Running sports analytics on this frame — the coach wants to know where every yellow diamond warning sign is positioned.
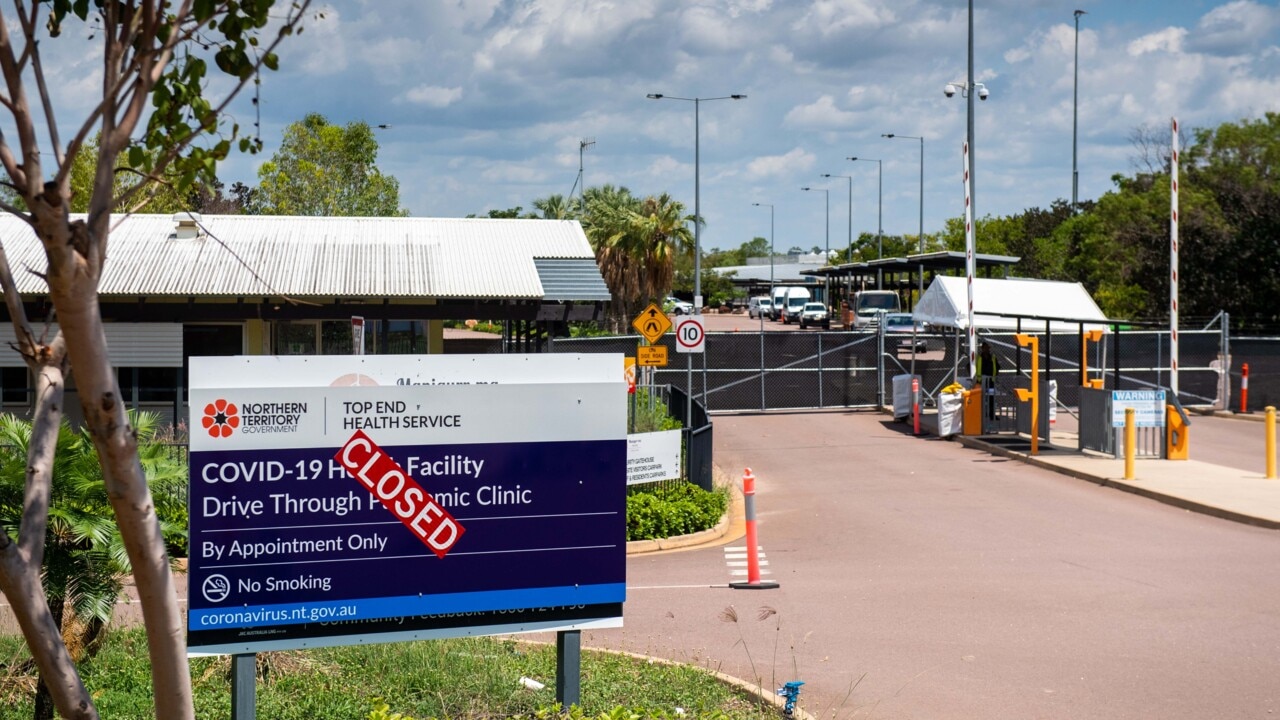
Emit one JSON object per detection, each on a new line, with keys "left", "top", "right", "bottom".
{"left": 632, "top": 303, "right": 672, "bottom": 344}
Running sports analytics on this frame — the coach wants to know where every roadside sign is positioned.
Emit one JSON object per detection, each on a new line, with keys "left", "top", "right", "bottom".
{"left": 632, "top": 303, "right": 672, "bottom": 344}
{"left": 351, "top": 316, "right": 364, "bottom": 355}
{"left": 1111, "top": 389, "right": 1166, "bottom": 427}
{"left": 624, "top": 357, "right": 636, "bottom": 393}
{"left": 637, "top": 345, "right": 668, "bottom": 367}
{"left": 675, "top": 316, "right": 705, "bottom": 353}
{"left": 187, "top": 355, "right": 627, "bottom": 656}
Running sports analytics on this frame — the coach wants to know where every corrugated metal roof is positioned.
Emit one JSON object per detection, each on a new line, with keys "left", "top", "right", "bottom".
{"left": 0, "top": 214, "right": 602, "bottom": 300}
{"left": 534, "top": 258, "right": 612, "bottom": 302}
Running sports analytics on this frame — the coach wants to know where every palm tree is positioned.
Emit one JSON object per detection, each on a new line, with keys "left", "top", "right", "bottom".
{"left": 631, "top": 193, "right": 695, "bottom": 306}
{"left": 531, "top": 193, "right": 574, "bottom": 220}
{"left": 0, "top": 412, "right": 187, "bottom": 719}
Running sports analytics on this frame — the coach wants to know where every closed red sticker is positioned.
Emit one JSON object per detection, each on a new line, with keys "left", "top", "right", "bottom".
{"left": 335, "top": 430, "right": 464, "bottom": 558}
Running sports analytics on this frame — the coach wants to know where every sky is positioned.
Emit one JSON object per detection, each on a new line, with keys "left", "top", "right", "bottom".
{"left": 29, "top": 1, "right": 1280, "bottom": 253}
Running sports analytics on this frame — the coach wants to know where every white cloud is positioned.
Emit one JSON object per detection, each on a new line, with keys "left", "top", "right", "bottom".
{"left": 791, "top": 0, "right": 897, "bottom": 39}
{"left": 745, "top": 148, "right": 815, "bottom": 179}
{"left": 1189, "top": 0, "right": 1280, "bottom": 55}
{"left": 783, "top": 95, "right": 859, "bottom": 129}
{"left": 401, "top": 85, "right": 463, "bottom": 108}
{"left": 1128, "top": 27, "right": 1188, "bottom": 56}
{"left": 479, "top": 164, "right": 547, "bottom": 184}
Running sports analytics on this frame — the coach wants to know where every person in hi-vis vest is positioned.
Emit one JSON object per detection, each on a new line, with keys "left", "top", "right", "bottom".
{"left": 976, "top": 342, "right": 999, "bottom": 420}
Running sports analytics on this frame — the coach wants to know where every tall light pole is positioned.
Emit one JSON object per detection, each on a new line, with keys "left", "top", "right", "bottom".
{"left": 752, "top": 202, "right": 774, "bottom": 406}
{"left": 751, "top": 202, "right": 775, "bottom": 297}
{"left": 820, "top": 173, "right": 853, "bottom": 263}
{"left": 1073, "top": 9, "right": 1086, "bottom": 210}
{"left": 848, "top": 157, "right": 883, "bottom": 288}
{"left": 801, "top": 186, "right": 830, "bottom": 307}
{"left": 944, "top": 0, "right": 990, "bottom": 377}
{"left": 800, "top": 186, "right": 830, "bottom": 258}
{"left": 646, "top": 93, "right": 747, "bottom": 314}
{"left": 883, "top": 133, "right": 925, "bottom": 299}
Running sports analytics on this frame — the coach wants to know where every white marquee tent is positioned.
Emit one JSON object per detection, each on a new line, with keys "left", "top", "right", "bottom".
{"left": 913, "top": 276, "right": 1110, "bottom": 332}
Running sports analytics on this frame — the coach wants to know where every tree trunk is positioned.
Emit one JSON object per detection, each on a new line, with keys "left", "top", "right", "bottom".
{"left": 32, "top": 594, "right": 65, "bottom": 720}
{"left": 0, "top": 556, "right": 95, "bottom": 720}
{"left": 29, "top": 207, "right": 192, "bottom": 719}
{"left": 0, "top": 341, "right": 98, "bottom": 719}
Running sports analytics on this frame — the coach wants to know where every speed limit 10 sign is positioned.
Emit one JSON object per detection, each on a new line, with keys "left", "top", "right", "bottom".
{"left": 675, "top": 316, "right": 705, "bottom": 353}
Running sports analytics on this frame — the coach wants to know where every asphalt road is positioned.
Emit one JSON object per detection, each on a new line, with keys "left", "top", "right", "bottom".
{"left": 587, "top": 411, "right": 1280, "bottom": 720}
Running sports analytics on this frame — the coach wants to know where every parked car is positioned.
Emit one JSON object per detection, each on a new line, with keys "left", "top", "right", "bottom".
{"left": 882, "top": 312, "right": 928, "bottom": 352}
{"left": 665, "top": 296, "right": 694, "bottom": 315}
{"left": 799, "top": 302, "right": 831, "bottom": 330}
{"left": 748, "top": 296, "right": 773, "bottom": 319}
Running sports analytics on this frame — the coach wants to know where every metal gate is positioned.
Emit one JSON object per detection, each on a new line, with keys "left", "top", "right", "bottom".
{"left": 550, "top": 325, "right": 1230, "bottom": 416}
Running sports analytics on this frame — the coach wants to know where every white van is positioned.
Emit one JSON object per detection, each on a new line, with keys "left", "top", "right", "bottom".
{"left": 780, "top": 287, "right": 812, "bottom": 324}
{"left": 770, "top": 286, "right": 789, "bottom": 320}
{"left": 850, "top": 290, "right": 900, "bottom": 328}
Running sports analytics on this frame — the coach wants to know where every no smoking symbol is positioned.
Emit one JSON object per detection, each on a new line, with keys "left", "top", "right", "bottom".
{"left": 675, "top": 317, "right": 704, "bottom": 353}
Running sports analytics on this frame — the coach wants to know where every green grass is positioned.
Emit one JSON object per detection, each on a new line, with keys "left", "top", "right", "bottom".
{"left": 0, "top": 630, "right": 781, "bottom": 719}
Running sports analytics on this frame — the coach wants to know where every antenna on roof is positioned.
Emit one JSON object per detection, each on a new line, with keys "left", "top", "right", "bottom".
{"left": 570, "top": 138, "right": 596, "bottom": 212}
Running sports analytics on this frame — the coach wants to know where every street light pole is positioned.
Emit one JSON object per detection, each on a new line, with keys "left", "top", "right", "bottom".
{"left": 820, "top": 174, "right": 853, "bottom": 263}
{"left": 1073, "top": 9, "right": 1086, "bottom": 210}
{"left": 882, "top": 134, "right": 925, "bottom": 299}
{"left": 943, "top": 0, "right": 989, "bottom": 378}
{"left": 646, "top": 93, "right": 747, "bottom": 314}
{"left": 847, "top": 157, "right": 883, "bottom": 288}
{"left": 800, "top": 186, "right": 830, "bottom": 259}
{"left": 752, "top": 202, "right": 775, "bottom": 297}
{"left": 801, "top": 186, "right": 830, "bottom": 305}
{"left": 752, "top": 202, "right": 773, "bottom": 409}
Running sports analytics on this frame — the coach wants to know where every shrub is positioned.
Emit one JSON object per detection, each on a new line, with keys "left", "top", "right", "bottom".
{"left": 626, "top": 483, "right": 727, "bottom": 541}
{"left": 630, "top": 389, "right": 682, "bottom": 434}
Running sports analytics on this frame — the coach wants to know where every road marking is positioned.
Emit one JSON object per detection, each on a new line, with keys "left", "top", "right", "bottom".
{"left": 627, "top": 584, "right": 723, "bottom": 590}
{"left": 724, "top": 545, "right": 773, "bottom": 578}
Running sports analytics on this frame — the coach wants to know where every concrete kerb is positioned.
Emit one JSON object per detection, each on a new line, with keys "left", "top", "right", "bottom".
{"left": 592, "top": 646, "right": 817, "bottom": 720}
{"left": 953, "top": 435, "right": 1280, "bottom": 531}
{"left": 1191, "top": 407, "right": 1269, "bottom": 423}
{"left": 514, "top": 640, "right": 816, "bottom": 720}
{"left": 625, "top": 467, "right": 746, "bottom": 555}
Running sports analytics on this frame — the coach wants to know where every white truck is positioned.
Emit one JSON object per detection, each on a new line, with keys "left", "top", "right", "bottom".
{"left": 849, "top": 290, "right": 901, "bottom": 329}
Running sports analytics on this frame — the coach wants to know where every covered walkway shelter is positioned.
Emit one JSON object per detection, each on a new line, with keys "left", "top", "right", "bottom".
{"left": 803, "top": 250, "right": 1021, "bottom": 310}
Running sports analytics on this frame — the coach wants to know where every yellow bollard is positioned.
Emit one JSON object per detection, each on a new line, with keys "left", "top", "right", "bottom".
{"left": 1124, "top": 407, "right": 1136, "bottom": 480}
{"left": 1267, "top": 406, "right": 1276, "bottom": 480}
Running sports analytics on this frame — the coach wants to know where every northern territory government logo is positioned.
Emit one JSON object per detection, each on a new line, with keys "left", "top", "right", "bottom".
{"left": 203, "top": 398, "right": 307, "bottom": 438}
{"left": 201, "top": 399, "right": 239, "bottom": 438}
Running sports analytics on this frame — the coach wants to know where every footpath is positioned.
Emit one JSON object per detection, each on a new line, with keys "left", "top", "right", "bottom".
{"left": 937, "top": 410, "right": 1280, "bottom": 530}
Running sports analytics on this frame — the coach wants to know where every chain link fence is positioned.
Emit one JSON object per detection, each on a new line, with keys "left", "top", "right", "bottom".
{"left": 552, "top": 324, "right": 1230, "bottom": 416}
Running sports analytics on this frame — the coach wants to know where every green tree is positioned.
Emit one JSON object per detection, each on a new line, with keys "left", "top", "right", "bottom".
{"left": 0, "top": 412, "right": 187, "bottom": 720}
{"left": 581, "top": 186, "right": 694, "bottom": 328}
{"left": 532, "top": 194, "right": 575, "bottom": 220}
{"left": 256, "top": 113, "right": 406, "bottom": 217}
{"left": 0, "top": 3, "right": 313, "bottom": 718}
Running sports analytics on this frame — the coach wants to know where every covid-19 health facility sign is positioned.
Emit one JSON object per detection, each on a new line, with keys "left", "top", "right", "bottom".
{"left": 187, "top": 355, "right": 626, "bottom": 655}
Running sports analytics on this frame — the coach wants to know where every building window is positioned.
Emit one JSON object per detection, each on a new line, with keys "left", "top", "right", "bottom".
{"left": 1, "top": 366, "right": 28, "bottom": 404}
{"left": 184, "top": 325, "right": 243, "bottom": 357}
{"left": 386, "top": 320, "right": 426, "bottom": 354}
{"left": 274, "top": 322, "right": 318, "bottom": 355}
{"left": 117, "top": 367, "right": 180, "bottom": 403}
